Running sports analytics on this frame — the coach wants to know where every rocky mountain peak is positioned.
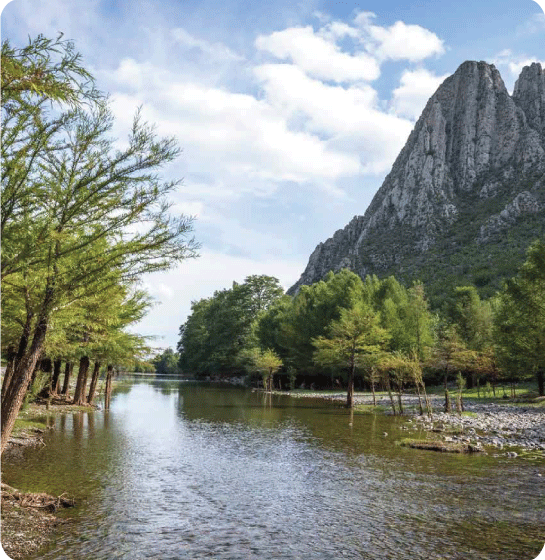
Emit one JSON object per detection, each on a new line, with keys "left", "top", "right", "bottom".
{"left": 289, "top": 61, "right": 545, "bottom": 298}
{"left": 513, "top": 62, "right": 545, "bottom": 137}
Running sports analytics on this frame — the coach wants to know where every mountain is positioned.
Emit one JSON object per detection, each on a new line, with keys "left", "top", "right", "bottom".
{"left": 289, "top": 61, "right": 545, "bottom": 301}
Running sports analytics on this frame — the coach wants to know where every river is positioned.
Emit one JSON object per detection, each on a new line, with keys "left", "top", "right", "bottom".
{"left": 3, "top": 378, "right": 544, "bottom": 559}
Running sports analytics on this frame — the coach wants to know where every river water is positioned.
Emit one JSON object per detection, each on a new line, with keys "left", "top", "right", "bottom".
{"left": 3, "top": 379, "right": 544, "bottom": 559}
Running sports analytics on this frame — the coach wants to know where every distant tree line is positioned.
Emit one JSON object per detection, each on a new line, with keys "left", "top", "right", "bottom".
{"left": 1, "top": 35, "right": 198, "bottom": 453}
{"left": 177, "top": 239, "right": 545, "bottom": 406}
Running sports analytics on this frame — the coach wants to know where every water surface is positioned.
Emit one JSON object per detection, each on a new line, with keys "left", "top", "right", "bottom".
{"left": 3, "top": 379, "right": 544, "bottom": 559}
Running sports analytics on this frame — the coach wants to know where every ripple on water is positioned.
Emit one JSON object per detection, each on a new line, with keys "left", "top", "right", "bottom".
{"left": 2, "top": 382, "right": 542, "bottom": 560}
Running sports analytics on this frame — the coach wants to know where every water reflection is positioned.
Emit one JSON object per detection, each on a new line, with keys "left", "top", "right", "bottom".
{"left": 1, "top": 379, "right": 543, "bottom": 560}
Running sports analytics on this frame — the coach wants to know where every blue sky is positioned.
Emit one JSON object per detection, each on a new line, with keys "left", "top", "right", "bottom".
{"left": 2, "top": 0, "right": 544, "bottom": 351}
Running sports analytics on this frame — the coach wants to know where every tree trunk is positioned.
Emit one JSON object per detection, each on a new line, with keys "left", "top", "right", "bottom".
{"left": 104, "top": 365, "right": 114, "bottom": 409}
{"left": 87, "top": 361, "right": 101, "bottom": 404}
{"left": 415, "top": 382, "right": 424, "bottom": 415}
{"left": 1, "top": 344, "right": 17, "bottom": 400}
{"left": 386, "top": 374, "right": 396, "bottom": 415}
{"left": 40, "top": 357, "right": 53, "bottom": 375}
{"left": 73, "top": 356, "right": 90, "bottom": 405}
{"left": 444, "top": 368, "right": 451, "bottom": 413}
{"left": 422, "top": 383, "right": 433, "bottom": 420}
{"left": 397, "top": 387, "right": 404, "bottom": 415}
{"left": 1, "top": 312, "right": 49, "bottom": 454}
{"left": 371, "top": 379, "right": 376, "bottom": 406}
{"left": 61, "top": 362, "right": 73, "bottom": 396}
{"left": 537, "top": 369, "right": 544, "bottom": 397}
{"left": 346, "top": 360, "right": 355, "bottom": 408}
{"left": 50, "top": 359, "right": 62, "bottom": 394}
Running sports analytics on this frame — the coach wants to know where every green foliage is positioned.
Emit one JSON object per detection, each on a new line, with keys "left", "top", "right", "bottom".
{"left": 278, "top": 269, "right": 368, "bottom": 373}
{"left": 445, "top": 286, "right": 493, "bottom": 350}
{"left": 177, "top": 276, "right": 284, "bottom": 376}
{"left": 1, "top": 34, "right": 99, "bottom": 107}
{"left": 176, "top": 240, "right": 544, "bottom": 395}
{"left": 494, "top": 239, "right": 545, "bottom": 392}
{"left": 245, "top": 348, "right": 283, "bottom": 391}
{"left": 312, "top": 303, "right": 389, "bottom": 372}
{"left": 0, "top": 34, "right": 200, "bottom": 451}
{"left": 153, "top": 348, "right": 180, "bottom": 375}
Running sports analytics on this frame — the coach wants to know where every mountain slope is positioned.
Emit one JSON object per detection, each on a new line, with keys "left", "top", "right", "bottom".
{"left": 289, "top": 61, "right": 545, "bottom": 300}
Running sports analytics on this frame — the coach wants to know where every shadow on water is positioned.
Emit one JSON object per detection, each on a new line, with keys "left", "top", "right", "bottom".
{"left": 2, "top": 378, "right": 544, "bottom": 560}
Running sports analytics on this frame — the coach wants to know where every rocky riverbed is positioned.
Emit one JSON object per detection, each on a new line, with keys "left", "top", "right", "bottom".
{"left": 411, "top": 402, "right": 545, "bottom": 454}
{"left": 285, "top": 391, "right": 545, "bottom": 454}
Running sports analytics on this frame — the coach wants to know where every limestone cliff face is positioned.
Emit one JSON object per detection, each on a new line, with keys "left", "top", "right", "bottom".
{"left": 289, "top": 61, "right": 545, "bottom": 296}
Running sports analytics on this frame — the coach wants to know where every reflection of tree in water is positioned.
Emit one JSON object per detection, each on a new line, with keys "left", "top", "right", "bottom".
{"left": 177, "top": 383, "right": 287, "bottom": 425}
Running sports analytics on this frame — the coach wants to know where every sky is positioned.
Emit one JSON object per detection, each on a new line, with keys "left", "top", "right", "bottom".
{"left": 2, "top": 0, "right": 544, "bottom": 352}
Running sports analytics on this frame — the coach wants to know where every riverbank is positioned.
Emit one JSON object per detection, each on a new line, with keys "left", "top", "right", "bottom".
{"left": 1, "top": 381, "right": 120, "bottom": 558}
{"left": 282, "top": 389, "right": 545, "bottom": 454}
{"left": 1, "top": 483, "right": 75, "bottom": 560}
{"left": 4, "top": 398, "right": 96, "bottom": 453}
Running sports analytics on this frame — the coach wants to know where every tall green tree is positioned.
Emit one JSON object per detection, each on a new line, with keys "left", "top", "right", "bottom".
{"left": 312, "top": 303, "right": 389, "bottom": 408}
{"left": 280, "top": 269, "right": 367, "bottom": 375}
{"left": 494, "top": 239, "right": 545, "bottom": 395}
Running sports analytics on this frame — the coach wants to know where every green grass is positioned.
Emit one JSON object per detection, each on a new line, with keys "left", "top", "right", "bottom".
{"left": 425, "top": 382, "right": 537, "bottom": 402}
{"left": 11, "top": 416, "right": 49, "bottom": 438}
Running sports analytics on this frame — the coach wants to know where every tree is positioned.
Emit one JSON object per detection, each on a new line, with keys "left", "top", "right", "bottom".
{"left": 243, "top": 348, "right": 283, "bottom": 392}
{"left": 280, "top": 269, "right": 367, "bottom": 376}
{"left": 494, "top": 239, "right": 545, "bottom": 395}
{"left": 1, "top": 36, "right": 199, "bottom": 453}
{"left": 446, "top": 286, "right": 493, "bottom": 351}
{"left": 428, "top": 324, "right": 474, "bottom": 412}
{"left": 313, "top": 303, "right": 389, "bottom": 408}
{"left": 177, "top": 276, "right": 284, "bottom": 377}
{"left": 153, "top": 348, "right": 180, "bottom": 375}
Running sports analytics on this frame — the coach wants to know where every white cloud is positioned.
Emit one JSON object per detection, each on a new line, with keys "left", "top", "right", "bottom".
{"left": 142, "top": 281, "right": 175, "bottom": 301}
{"left": 255, "top": 26, "right": 380, "bottom": 83}
{"left": 358, "top": 17, "right": 445, "bottom": 62}
{"left": 107, "top": 63, "right": 362, "bottom": 188}
{"left": 170, "top": 201, "right": 205, "bottom": 218}
{"left": 493, "top": 49, "right": 545, "bottom": 89}
{"left": 171, "top": 28, "right": 243, "bottom": 61}
{"left": 391, "top": 68, "right": 449, "bottom": 120}
{"left": 254, "top": 63, "right": 413, "bottom": 173}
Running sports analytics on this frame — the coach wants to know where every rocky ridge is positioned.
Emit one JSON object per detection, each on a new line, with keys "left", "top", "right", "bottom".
{"left": 289, "top": 61, "right": 545, "bottom": 297}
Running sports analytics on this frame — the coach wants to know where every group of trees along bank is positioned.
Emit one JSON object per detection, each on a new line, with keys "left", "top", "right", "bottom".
{"left": 0, "top": 35, "right": 199, "bottom": 453}
{"left": 178, "top": 239, "right": 545, "bottom": 408}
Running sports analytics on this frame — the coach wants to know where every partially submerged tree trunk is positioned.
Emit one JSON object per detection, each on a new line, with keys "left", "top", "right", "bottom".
{"left": 87, "top": 361, "right": 101, "bottom": 405}
{"left": 396, "top": 385, "right": 404, "bottom": 415}
{"left": 104, "top": 365, "right": 114, "bottom": 409}
{"left": 73, "top": 356, "right": 90, "bottom": 405}
{"left": 61, "top": 362, "right": 73, "bottom": 396}
{"left": 422, "top": 384, "right": 433, "bottom": 420}
{"left": 385, "top": 373, "right": 396, "bottom": 415}
{"left": 415, "top": 382, "right": 424, "bottom": 415}
{"left": 346, "top": 359, "right": 355, "bottom": 408}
